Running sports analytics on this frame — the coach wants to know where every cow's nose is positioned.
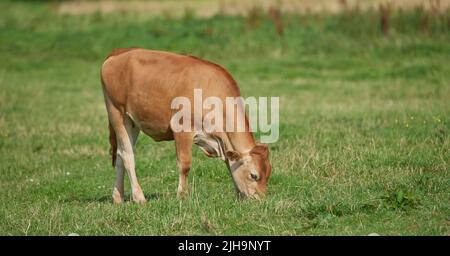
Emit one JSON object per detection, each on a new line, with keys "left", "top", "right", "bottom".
{"left": 237, "top": 191, "right": 248, "bottom": 200}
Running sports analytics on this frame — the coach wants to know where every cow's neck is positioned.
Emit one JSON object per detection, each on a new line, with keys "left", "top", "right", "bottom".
{"left": 222, "top": 131, "right": 256, "bottom": 155}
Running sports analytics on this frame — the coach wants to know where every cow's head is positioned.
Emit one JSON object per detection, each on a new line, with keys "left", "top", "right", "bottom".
{"left": 194, "top": 133, "right": 272, "bottom": 199}
{"left": 225, "top": 143, "right": 271, "bottom": 199}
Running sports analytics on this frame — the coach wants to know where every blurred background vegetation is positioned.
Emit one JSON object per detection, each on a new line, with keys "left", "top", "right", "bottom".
{"left": 2, "top": 0, "right": 449, "bottom": 64}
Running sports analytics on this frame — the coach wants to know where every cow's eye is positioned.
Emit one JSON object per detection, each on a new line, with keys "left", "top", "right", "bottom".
{"left": 250, "top": 172, "right": 259, "bottom": 181}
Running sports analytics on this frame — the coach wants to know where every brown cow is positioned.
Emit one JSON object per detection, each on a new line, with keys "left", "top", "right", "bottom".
{"left": 101, "top": 48, "right": 271, "bottom": 203}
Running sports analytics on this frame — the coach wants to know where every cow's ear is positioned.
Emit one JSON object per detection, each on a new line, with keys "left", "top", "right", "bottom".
{"left": 193, "top": 133, "right": 225, "bottom": 160}
{"left": 251, "top": 143, "right": 269, "bottom": 158}
{"left": 226, "top": 151, "right": 242, "bottom": 161}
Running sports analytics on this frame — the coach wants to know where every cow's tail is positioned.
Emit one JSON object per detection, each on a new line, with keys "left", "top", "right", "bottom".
{"left": 108, "top": 121, "right": 117, "bottom": 167}
{"left": 101, "top": 63, "right": 117, "bottom": 168}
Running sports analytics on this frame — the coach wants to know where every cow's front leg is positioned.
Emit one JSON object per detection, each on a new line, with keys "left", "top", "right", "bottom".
{"left": 177, "top": 161, "right": 191, "bottom": 198}
{"left": 174, "top": 132, "right": 193, "bottom": 198}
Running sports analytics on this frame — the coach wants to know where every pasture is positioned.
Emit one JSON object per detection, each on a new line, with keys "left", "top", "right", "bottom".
{"left": 0, "top": 0, "right": 449, "bottom": 235}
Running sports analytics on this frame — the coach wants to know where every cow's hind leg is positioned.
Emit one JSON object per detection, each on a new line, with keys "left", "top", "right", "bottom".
{"left": 112, "top": 148, "right": 126, "bottom": 204}
{"left": 108, "top": 108, "right": 145, "bottom": 203}
{"left": 119, "top": 117, "right": 145, "bottom": 203}
{"left": 174, "top": 132, "right": 193, "bottom": 198}
{"left": 108, "top": 122, "right": 125, "bottom": 204}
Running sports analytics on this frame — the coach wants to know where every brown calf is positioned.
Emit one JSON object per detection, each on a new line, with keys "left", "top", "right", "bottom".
{"left": 101, "top": 48, "right": 271, "bottom": 203}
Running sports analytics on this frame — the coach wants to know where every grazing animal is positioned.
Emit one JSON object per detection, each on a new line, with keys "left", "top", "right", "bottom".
{"left": 101, "top": 48, "right": 271, "bottom": 203}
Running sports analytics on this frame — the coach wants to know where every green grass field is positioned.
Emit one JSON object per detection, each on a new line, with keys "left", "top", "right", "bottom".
{"left": 0, "top": 1, "right": 449, "bottom": 235}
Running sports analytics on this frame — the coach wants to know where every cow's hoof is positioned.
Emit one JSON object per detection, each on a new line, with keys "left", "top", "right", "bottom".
{"left": 112, "top": 188, "right": 124, "bottom": 204}
{"left": 134, "top": 198, "right": 147, "bottom": 204}
{"left": 132, "top": 194, "right": 147, "bottom": 204}
{"left": 177, "top": 190, "right": 189, "bottom": 199}
{"left": 112, "top": 197, "right": 124, "bottom": 204}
